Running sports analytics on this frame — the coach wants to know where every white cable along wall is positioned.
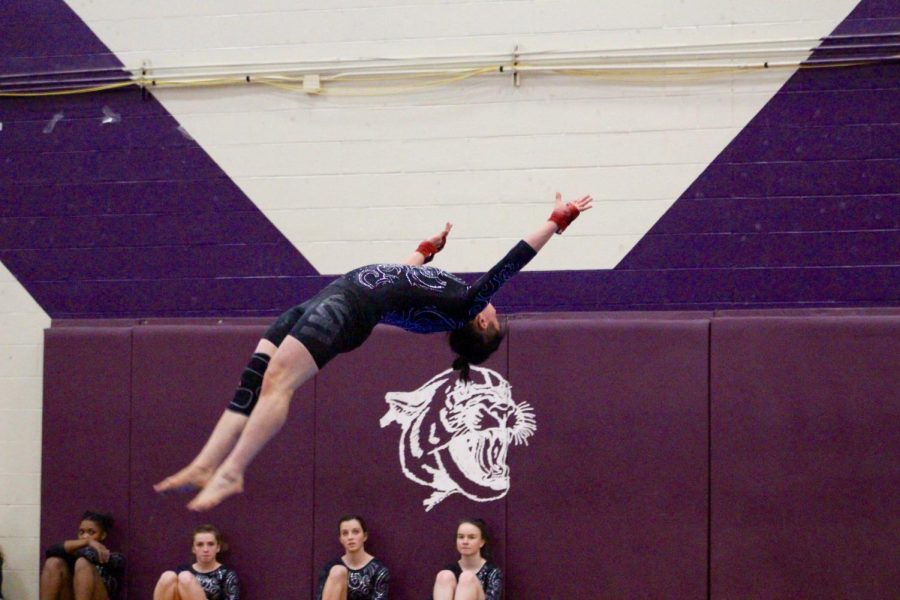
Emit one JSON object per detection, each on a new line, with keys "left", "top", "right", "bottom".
{"left": 4, "top": 35, "right": 896, "bottom": 96}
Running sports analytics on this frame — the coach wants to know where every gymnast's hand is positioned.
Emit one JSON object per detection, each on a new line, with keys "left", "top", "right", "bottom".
{"left": 88, "top": 540, "right": 110, "bottom": 564}
{"left": 426, "top": 221, "right": 453, "bottom": 252}
{"left": 549, "top": 192, "right": 593, "bottom": 233}
{"left": 409, "top": 222, "right": 453, "bottom": 265}
{"left": 523, "top": 192, "right": 593, "bottom": 252}
{"left": 561, "top": 192, "right": 593, "bottom": 214}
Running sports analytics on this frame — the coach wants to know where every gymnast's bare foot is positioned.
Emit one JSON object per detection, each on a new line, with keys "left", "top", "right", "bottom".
{"left": 153, "top": 463, "right": 214, "bottom": 494}
{"left": 187, "top": 468, "right": 244, "bottom": 512}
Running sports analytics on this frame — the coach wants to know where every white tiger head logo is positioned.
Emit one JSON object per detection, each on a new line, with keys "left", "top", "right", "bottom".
{"left": 380, "top": 367, "right": 536, "bottom": 511}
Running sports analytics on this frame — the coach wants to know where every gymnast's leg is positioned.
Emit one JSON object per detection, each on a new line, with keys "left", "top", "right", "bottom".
{"left": 188, "top": 334, "right": 319, "bottom": 511}
{"left": 321, "top": 564, "right": 350, "bottom": 600}
{"left": 153, "top": 338, "right": 277, "bottom": 493}
{"left": 73, "top": 556, "right": 109, "bottom": 600}
{"left": 40, "top": 557, "right": 73, "bottom": 600}
{"left": 454, "top": 571, "right": 486, "bottom": 600}
{"left": 432, "top": 570, "right": 457, "bottom": 600}
{"left": 152, "top": 571, "right": 207, "bottom": 600}
{"left": 152, "top": 571, "right": 179, "bottom": 600}
{"left": 155, "top": 304, "right": 307, "bottom": 494}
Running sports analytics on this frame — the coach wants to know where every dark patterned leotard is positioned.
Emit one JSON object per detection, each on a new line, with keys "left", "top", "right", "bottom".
{"left": 175, "top": 564, "right": 240, "bottom": 600}
{"left": 264, "top": 240, "right": 536, "bottom": 368}
{"left": 315, "top": 557, "right": 389, "bottom": 600}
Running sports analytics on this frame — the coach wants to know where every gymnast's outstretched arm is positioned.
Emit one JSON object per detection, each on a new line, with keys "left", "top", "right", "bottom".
{"left": 460, "top": 192, "right": 593, "bottom": 317}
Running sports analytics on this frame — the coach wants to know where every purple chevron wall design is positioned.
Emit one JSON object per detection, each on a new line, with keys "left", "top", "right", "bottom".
{"left": 1, "top": 0, "right": 897, "bottom": 318}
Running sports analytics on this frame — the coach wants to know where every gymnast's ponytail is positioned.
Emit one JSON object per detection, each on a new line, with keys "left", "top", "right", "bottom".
{"left": 452, "top": 355, "right": 472, "bottom": 381}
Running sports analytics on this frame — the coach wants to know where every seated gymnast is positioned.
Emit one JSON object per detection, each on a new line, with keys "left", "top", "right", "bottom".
{"left": 152, "top": 524, "right": 239, "bottom": 600}
{"left": 432, "top": 519, "right": 502, "bottom": 600}
{"left": 316, "top": 515, "right": 389, "bottom": 600}
{"left": 40, "top": 511, "right": 125, "bottom": 600}
{"left": 154, "top": 192, "right": 593, "bottom": 511}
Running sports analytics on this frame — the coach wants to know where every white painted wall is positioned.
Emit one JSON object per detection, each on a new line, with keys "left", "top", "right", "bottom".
{"left": 63, "top": 0, "right": 858, "bottom": 274}
{"left": 0, "top": 261, "right": 49, "bottom": 600}
{"left": 1, "top": 2, "right": 859, "bottom": 597}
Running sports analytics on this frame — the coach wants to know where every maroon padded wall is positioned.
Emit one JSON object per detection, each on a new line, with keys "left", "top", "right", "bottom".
{"left": 128, "top": 325, "right": 315, "bottom": 600}
{"left": 507, "top": 318, "right": 709, "bottom": 598}
{"left": 41, "top": 328, "right": 133, "bottom": 594}
{"left": 710, "top": 315, "right": 900, "bottom": 599}
{"left": 42, "top": 312, "right": 899, "bottom": 598}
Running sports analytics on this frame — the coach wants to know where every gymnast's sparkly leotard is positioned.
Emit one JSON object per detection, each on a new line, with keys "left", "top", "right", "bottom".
{"left": 263, "top": 240, "right": 536, "bottom": 368}
{"left": 174, "top": 564, "right": 240, "bottom": 600}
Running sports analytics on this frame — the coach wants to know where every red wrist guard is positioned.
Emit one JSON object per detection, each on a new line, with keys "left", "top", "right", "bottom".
{"left": 416, "top": 241, "right": 439, "bottom": 263}
{"left": 548, "top": 202, "right": 580, "bottom": 234}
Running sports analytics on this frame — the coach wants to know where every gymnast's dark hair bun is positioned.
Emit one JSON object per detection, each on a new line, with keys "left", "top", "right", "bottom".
{"left": 338, "top": 514, "right": 369, "bottom": 534}
{"left": 81, "top": 511, "right": 114, "bottom": 532}
{"left": 448, "top": 321, "right": 505, "bottom": 381}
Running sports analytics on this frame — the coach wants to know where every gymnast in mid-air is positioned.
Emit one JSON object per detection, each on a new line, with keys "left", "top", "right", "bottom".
{"left": 154, "top": 192, "right": 592, "bottom": 511}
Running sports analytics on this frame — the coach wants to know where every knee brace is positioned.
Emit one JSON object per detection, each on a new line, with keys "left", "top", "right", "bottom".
{"left": 227, "top": 353, "right": 270, "bottom": 415}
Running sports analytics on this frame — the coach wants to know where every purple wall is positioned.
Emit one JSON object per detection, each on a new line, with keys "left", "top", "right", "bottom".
{"left": 2, "top": 0, "right": 898, "bottom": 318}
{"left": 42, "top": 310, "right": 900, "bottom": 598}
{"left": 128, "top": 326, "right": 315, "bottom": 598}
{"left": 1, "top": 1, "right": 318, "bottom": 320}
{"left": 507, "top": 319, "right": 709, "bottom": 598}
{"left": 616, "top": 1, "right": 900, "bottom": 311}
{"left": 42, "top": 327, "right": 133, "bottom": 581}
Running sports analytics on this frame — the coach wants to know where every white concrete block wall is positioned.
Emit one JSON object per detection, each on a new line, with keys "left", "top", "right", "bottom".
{"left": 0, "top": 262, "right": 49, "bottom": 600}
{"left": 63, "top": 0, "right": 859, "bottom": 275}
